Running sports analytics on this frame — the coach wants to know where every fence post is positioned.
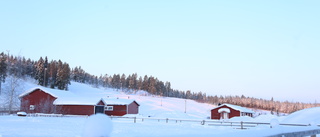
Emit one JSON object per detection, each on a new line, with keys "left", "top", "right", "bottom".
{"left": 166, "top": 118, "right": 168, "bottom": 123}
{"left": 201, "top": 120, "right": 205, "bottom": 125}
{"left": 241, "top": 121, "right": 243, "bottom": 129}
{"left": 134, "top": 117, "right": 136, "bottom": 123}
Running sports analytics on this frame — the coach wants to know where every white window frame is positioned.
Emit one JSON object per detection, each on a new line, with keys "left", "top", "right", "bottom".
{"left": 30, "top": 105, "right": 35, "bottom": 110}
{"left": 105, "top": 106, "right": 113, "bottom": 111}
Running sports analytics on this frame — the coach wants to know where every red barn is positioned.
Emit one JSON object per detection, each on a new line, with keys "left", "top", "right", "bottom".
{"left": 19, "top": 87, "right": 140, "bottom": 116}
{"left": 104, "top": 98, "right": 140, "bottom": 116}
{"left": 20, "top": 88, "right": 60, "bottom": 114}
{"left": 211, "top": 104, "right": 254, "bottom": 120}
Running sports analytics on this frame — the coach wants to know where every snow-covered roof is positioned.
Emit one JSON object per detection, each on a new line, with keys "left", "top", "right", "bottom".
{"left": 20, "top": 87, "right": 140, "bottom": 106}
{"left": 104, "top": 98, "right": 139, "bottom": 106}
{"left": 19, "top": 87, "right": 75, "bottom": 99}
{"left": 54, "top": 97, "right": 105, "bottom": 105}
{"left": 19, "top": 87, "right": 105, "bottom": 106}
{"left": 218, "top": 108, "right": 231, "bottom": 113}
{"left": 212, "top": 103, "right": 255, "bottom": 113}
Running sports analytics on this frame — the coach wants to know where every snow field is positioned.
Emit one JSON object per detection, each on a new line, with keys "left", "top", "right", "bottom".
{"left": 1, "top": 115, "right": 319, "bottom": 137}
{"left": 1, "top": 80, "right": 320, "bottom": 136}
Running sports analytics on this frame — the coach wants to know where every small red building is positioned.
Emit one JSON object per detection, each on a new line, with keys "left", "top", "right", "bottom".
{"left": 211, "top": 104, "right": 254, "bottom": 120}
{"left": 19, "top": 87, "right": 139, "bottom": 116}
{"left": 104, "top": 98, "right": 140, "bottom": 116}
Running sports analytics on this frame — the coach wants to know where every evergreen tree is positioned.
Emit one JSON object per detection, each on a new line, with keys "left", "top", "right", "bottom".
{"left": 0, "top": 52, "right": 7, "bottom": 95}
{"left": 35, "top": 57, "right": 45, "bottom": 86}
{"left": 142, "top": 75, "right": 149, "bottom": 91}
{"left": 48, "top": 60, "right": 58, "bottom": 88}
{"left": 55, "top": 60, "right": 71, "bottom": 90}
{"left": 137, "top": 76, "right": 143, "bottom": 90}
{"left": 164, "top": 82, "right": 171, "bottom": 97}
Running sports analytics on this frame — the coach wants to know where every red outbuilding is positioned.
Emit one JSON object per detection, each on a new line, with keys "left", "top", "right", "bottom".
{"left": 211, "top": 104, "right": 254, "bottom": 120}
{"left": 19, "top": 87, "right": 139, "bottom": 116}
{"left": 104, "top": 98, "right": 140, "bottom": 116}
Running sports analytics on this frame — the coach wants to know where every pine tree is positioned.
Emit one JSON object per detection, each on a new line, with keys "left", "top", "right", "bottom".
{"left": 55, "top": 61, "right": 70, "bottom": 90}
{"left": 0, "top": 52, "right": 7, "bottom": 95}
{"left": 164, "top": 82, "right": 171, "bottom": 97}
{"left": 48, "top": 60, "right": 58, "bottom": 88}
{"left": 35, "top": 57, "right": 45, "bottom": 86}
{"left": 137, "top": 76, "right": 143, "bottom": 90}
{"left": 142, "top": 75, "right": 149, "bottom": 91}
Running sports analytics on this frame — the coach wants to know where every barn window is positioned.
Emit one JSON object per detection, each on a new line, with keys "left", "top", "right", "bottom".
{"left": 29, "top": 105, "right": 35, "bottom": 110}
{"left": 105, "top": 106, "right": 113, "bottom": 111}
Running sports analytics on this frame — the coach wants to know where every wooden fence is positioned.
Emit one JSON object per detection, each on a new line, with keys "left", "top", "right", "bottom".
{"left": 109, "top": 116, "right": 318, "bottom": 130}
{"left": 3, "top": 113, "right": 319, "bottom": 131}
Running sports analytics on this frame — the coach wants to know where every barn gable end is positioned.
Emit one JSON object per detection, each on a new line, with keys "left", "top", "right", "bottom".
{"left": 20, "top": 88, "right": 57, "bottom": 114}
{"left": 128, "top": 101, "right": 139, "bottom": 114}
{"left": 211, "top": 104, "right": 254, "bottom": 120}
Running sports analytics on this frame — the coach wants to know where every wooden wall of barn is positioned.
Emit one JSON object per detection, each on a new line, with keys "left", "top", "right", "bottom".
{"left": 55, "top": 105, "right": 95, "bottom": 115}
{"left": 20, "top": 89, "right": 56, "bottom": 114}
{"left": 128, "top": 102, "right": 139, "bottom": 114}
{"left": 211, "top": 105, "right": 241, "bottom": 120}
{"left": 105, "top": 105, "right": 127, "bottom": 116}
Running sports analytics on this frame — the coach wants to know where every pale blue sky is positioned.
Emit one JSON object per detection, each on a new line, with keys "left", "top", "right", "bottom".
{"left": 1, "top": 0, "right": 319, "bottom": 102}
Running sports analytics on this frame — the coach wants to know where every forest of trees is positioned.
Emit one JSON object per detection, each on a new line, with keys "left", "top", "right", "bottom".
{"left": 0, "top": 52, "right": 319, "bottom": 114}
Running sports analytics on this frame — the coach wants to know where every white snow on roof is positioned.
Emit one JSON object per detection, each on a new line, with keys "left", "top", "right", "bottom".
{"left": 54, "top": 97, "right": 104, "bottom": 105}
{"left": 213, "top": 103, "right": 255, "bottom": 113}
{"left": 19, "top": 87, "right": 76, "bottom": 99}
{"left": 104, "top": 98, "right": 137, "bottom": 105}
{"left": 218, "top": 108, "right": 230, "bottom": 113}
{"left": 19, "top": 87, "right": 105, "bottom": 105}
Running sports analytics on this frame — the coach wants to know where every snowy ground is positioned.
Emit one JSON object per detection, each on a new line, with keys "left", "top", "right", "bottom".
{"left": 0, "top": 114, "right": 319, "bottom": 137}
{"left": 1, "top": 80, "right": 320, "bottom": 137}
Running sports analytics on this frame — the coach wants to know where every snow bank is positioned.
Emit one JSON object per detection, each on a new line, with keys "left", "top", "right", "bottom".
{"left": 229, "top": 116, "right": 253, "bottom": 122}
{"left": 82, "top": 114, "right": 113, "bottom": 137}
{"left": 253, "top": 114, "right": 282, "bottom": 123}
{"left": 282, "top": 107, "right": 320, "bottom": 125}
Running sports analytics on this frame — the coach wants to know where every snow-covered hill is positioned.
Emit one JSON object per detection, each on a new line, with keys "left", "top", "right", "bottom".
{"left": 1, "top": 79, "right": 320, "bottom": 137}
{"left": 1, "top": 78, "right": 215, "bottom": 119}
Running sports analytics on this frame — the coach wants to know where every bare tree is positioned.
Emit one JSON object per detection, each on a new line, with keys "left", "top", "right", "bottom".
{"left": 3, "top": 75, "right": 23, "bottom": 114}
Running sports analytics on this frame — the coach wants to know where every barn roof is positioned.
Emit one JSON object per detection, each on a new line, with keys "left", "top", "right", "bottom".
{"left": 19, "top": 87, "right": 105, "bottom": 106}
{"left": 53, "top": 97, "right": 106, "bottom": 105}
{"left": 20, "top": 87, "right": 141, "bottom": 106}
{"left": 104, "top": 98, "right": 140, "bottom": 106}
{"left": 19, "top": 87, "right": 75, "bottom": 99}
{"left": 212, "top": 103, "right": 254, "bottom": 113}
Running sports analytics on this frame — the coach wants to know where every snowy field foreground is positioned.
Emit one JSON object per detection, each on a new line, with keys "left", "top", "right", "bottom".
{"left": 0, "top": 114, "right": 320, "bottom": 137}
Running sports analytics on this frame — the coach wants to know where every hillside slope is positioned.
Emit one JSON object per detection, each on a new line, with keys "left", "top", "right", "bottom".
{"left": 1, "top": 78, "right": 215, "bottom": 119}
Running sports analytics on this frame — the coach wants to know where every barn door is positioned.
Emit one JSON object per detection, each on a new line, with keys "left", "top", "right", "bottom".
{"left": 95, "top": 106, "right": 104, "bottom": 114}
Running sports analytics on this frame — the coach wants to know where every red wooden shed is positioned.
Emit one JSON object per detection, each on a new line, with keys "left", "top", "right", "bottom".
{"left": 211, "top": 104, "right": 254, "bottom": 120}
{"left": 104, "top": 98, "right": 140, "bottom": 116}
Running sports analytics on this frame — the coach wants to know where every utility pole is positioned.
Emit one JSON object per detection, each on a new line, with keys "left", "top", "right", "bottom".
{"left": 44, "top": 67, "right": 47, "bottom": 87}
{"left": 184, "top": 100, "right": 187, "bottom": 113}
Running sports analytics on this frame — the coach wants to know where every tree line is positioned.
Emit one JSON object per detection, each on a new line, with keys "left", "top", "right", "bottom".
{"left": 0, "top": 52, "right": 319, "bottom": 114}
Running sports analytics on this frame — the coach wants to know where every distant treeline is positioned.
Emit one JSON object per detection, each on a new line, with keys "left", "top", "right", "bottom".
{"left": 0, "top": 52, "right": 319, "bottom": 113}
